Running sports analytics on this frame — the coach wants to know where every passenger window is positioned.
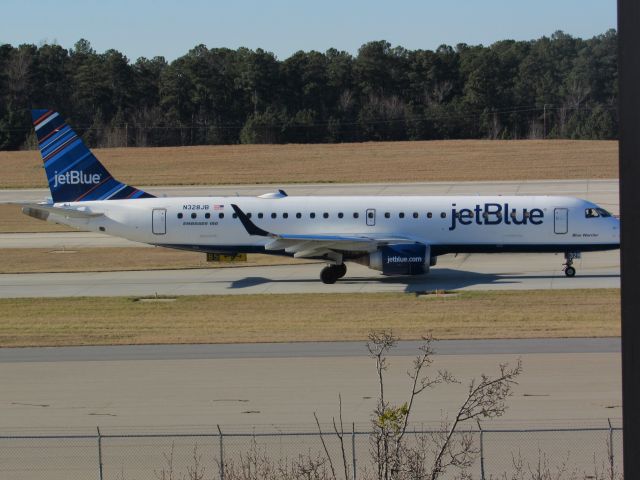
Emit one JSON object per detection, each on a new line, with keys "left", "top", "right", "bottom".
{"left": 384, "top": 212, "right": 390, "bottom": 218}
{"left": 399, "top": 212, "right": 405, "bottom": 219}
{"left": 191, "top": 213, "right": 197, "bottom": 219}
{"left": 413, "top": 212, "right": 419, "bottom": 219}
{"left": 177, "top": 213, "right": 183, "bottom": 219}
{"left": 218, "top": 213, "right": 224, "bottom": 219}
{"left": 283, "top": 212, "right": 288, "bottom": 219}
{"left": 258, "top": 213, "right": 264, "bottom": 219}
{"left": 323, "top": 212, "right": 329, "bottom": 219}
{"left": 367, "top": 211, "right": 374, "bottom": 219}
{"left": 205, "top": 213, "right": 210, "bottom": 219}
{"left": 247, "top": 213, "right": 252, "bottom": 219}
{"left": 271, "top": 213, "right": 277, "bottom": 219}
{"left": 232, "top": 213, "right": 238, "bottom": 219}
{"left": 441, "top": 212, "right": 447, "bottom": 219}
{"left": 296, "top": 213, "right": 302, "bottom": 219}
{"left": 310, "top": 212, "right": 316, "bottom": 219}
{"left": 427, "top": 212, "right": 432, "bottom": 219}
{"left": 353, "top": 212, "right": 359, "bottom": 219}
{"left": 338, "top": 212, "right": 344, "bottom": 218}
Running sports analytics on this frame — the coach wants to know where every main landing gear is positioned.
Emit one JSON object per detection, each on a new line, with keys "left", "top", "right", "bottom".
{"left": 320, "top": 263, "right": 347, "bottom": 284}
{"left": 562, "top": 252, "right": 581, "bottom": 277}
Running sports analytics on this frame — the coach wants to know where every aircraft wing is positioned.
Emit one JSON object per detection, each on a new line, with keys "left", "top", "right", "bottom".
{"left": 231, "top": 204, "right": 417, "bottom": 259}
{"left": 20, "top": 203, "right": 104, "bottom": 221}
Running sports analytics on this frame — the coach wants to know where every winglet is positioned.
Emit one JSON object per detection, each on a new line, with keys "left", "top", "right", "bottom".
{"left": 231, "top": 204, "right": 271, "bottom": 237}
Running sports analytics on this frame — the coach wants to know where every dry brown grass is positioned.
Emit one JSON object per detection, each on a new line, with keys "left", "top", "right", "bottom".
{"left": 0, "top": 248, "right": 307, "bottom": 274}
{"left": 0, "top": 140, "right": 618, "bottom": 189}
{"left": 0, "top": 290, "right": 619, "bottom": 347}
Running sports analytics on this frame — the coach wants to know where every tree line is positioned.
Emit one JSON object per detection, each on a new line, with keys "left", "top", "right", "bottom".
{"left": 0, "top": 30, "right": 617, "bottom": 150}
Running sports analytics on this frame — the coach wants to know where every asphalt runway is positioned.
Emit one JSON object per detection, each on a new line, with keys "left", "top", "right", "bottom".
{"left": 0, "top": 340, "right": 622, "bottom": 479}
{"left": 0, "top": 337, "right": 620, "bottom": 363}
{"left": 0, "top": 339, "right": 621, "bottom": 430}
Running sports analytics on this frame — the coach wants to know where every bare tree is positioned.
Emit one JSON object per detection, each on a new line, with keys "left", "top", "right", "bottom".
{"left": 429, "top": 360, "right": 522, "bottom": 479}
{"left": 367, "top": 331, "right": 456, "bottom": 480}
{"left": 365, "top": 331, "right": 521, "bottom": 480}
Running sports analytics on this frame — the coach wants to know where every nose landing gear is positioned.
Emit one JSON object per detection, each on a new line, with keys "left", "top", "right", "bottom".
{"left": 562, "top": 252, "right": 581, "bottom": 277}
{"left": 320, "top": 263, "right": 347, "bottom": 284}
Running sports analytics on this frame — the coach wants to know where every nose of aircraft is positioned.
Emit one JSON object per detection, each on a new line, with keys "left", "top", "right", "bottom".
{"left": 612, "top": 216, "right": 620, "bottom": 244}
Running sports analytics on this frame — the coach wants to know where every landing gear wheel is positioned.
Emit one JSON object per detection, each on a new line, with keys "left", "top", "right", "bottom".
{"left": 335, "top": 263, "right": 347, "bottom": 279}
{"left": 320, "top": 266, "right": 339, "bottom": 284}
{"left": 562, "top": 251, "right": 580, "bottom": 278}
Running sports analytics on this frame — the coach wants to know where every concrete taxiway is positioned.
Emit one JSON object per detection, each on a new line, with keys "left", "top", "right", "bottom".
{"left": 0, "top": 250, "right": 619, "bottom": 298}
{"left": 0, "top": 339, "right": 621, "bottom": 430}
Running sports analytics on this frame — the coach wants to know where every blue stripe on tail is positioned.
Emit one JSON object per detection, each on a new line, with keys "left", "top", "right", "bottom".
{"left": 31, "top": 110, "right": 155, "bottom": 203}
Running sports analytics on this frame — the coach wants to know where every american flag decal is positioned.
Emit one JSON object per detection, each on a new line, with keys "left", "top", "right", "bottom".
{"left": 213, "top": 204, "right": 224, "bottom": 210}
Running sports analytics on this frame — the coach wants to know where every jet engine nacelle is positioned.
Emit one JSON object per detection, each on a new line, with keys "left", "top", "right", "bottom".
{"left": 368, "top": 244, "right": 432, "bottom": 275}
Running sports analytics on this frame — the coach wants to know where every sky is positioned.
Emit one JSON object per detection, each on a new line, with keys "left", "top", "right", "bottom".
{"left": 1, "top": 0, "right": 616, "bottom": 61}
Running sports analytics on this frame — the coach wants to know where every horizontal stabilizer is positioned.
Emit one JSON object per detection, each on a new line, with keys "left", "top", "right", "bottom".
{"left": 20, "top": 203, "right": 104, "bottom": 221}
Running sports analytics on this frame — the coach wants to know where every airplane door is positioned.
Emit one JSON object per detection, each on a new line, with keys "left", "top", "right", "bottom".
{"left": 152, "top": 209, "right": 166, "bottom": 235}
{"left": 554, "top": 208, "right": 568, "bottom": 234}
{"left": 366, "top": 209, "right": 376, "bottom": 226}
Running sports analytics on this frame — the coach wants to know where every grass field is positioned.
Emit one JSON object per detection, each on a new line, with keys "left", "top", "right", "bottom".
{"left": 0, "top": 290, "right": 619, "bottom": 347}
{"left": 0, "top": 248, "right": 309, "bottom": 273}
{"left": 0, "top": 140, "right": 618, "bottom": 189}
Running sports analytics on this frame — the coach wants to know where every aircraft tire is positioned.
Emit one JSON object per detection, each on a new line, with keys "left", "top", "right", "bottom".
{"left": 564, "top": 266, "right": 576, "bottom": 277}
{"left": 320, "top": 266, "right": 339, "bottom": 284}
{"left": 335, "top": 263, "right": 347, "bottom": 279}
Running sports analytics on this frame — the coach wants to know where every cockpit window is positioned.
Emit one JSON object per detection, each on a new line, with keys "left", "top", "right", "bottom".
{"left": 585, "top": 208, "right": 613, "bottom": 218}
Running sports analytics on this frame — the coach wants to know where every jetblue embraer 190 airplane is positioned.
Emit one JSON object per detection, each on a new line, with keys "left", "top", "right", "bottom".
{"left": 23, "top": 110, "right": 620, "bottom": 284}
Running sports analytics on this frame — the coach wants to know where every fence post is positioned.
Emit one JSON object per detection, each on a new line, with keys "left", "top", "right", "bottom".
{"left": 97, "top": 427, "right": 104, "bottom": 480}
{"left": 352, "top": 422, "right": 357, "bottom": 480}
{"left": 608, "top": 418, "right": 615, "bottom": 468}
{"left": 217, "top": 425, "right": 225, "bottom": 480}
{"left": 477, "top": 419, "right": 485, "bottom": 480}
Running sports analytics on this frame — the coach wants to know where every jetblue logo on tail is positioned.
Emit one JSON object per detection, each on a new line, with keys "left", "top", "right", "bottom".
{"left": 53, "top": 171, "right": 101, "bottom": 189}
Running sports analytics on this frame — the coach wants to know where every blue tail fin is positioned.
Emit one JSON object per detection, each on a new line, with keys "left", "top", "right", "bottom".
{"left": 31, "top": 110, "right": 154, "bottom": 203}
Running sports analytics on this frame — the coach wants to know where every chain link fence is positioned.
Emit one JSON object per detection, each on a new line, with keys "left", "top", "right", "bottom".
{"left": 0, "top": 421, "right": 623, "bottom": 480}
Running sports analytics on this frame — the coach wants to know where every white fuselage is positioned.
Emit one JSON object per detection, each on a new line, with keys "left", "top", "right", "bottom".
{"left": 48, "top": 195, "right": 619, "bottom": 257}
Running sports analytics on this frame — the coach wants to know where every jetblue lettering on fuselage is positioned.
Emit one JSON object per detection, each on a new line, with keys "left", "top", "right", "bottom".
{"left": 53, "top": 171, "right": 101, "bottom": 189}
{"left": 449, "top": 203, "right": 544, "bottom": 231}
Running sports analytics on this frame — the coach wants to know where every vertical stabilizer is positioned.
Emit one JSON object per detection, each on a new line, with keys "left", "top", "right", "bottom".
{"left": 32, "top": 110, "right": 154, "bottom": 203}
